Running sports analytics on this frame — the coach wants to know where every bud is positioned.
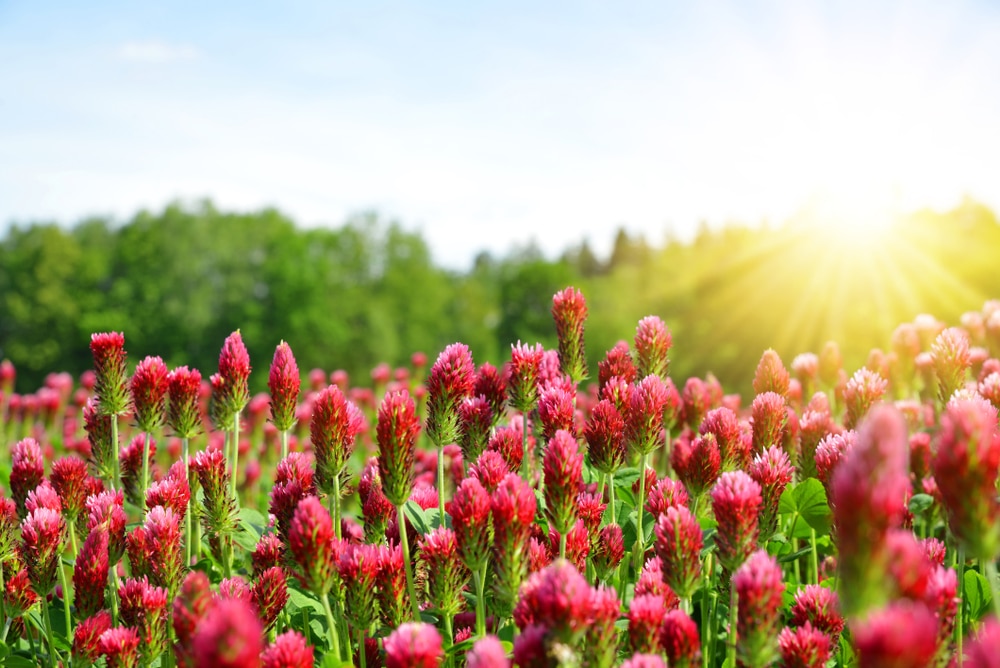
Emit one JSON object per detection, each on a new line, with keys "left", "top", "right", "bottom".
{"left": 268, "top": 341, "right": 301, "bottom": 433}
{"left": 710, "top": 471, "right": 762, "bottom": 572}
{"left": 376, "top": 390, "right": 421, "bottom": 507}
{"left": 262, "top": 631, "right": 314, "bottom": 668}
{"left": 167, "top": 366, "right": 203, "bottom": 439}
{"left": 310, "top": 384, "right": 365, "bottom": 496}
{"left": 634, "top": 316, "right": 672, "bottom": 381}
{"left": 654, "top": 506, "right": 703, "bottom": 599}
{"left": 552, "top": 286, "right": 589, "bottom": 384}
{"left": 426, "top": 343, "right": 476, "bottom": 448}
{"left": 931, "top": 327, "right": 971, "bottom": 405}
{"left": 90, "top": 332, "right": 130, "bottom": 416}
{"left": 734, "top": 550, "right": 785, "bottom": 667}
{"left": 214, "top": 330, "right": 251, "bottom": 427}
{"left": 384, "top": 622, "right": 443, "bottom": 668}
{"left": 131, "top": 355, "right": 169, "bottom": 433}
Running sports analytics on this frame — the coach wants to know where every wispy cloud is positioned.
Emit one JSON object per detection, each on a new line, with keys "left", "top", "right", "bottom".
{"left": 117, "top": 40, "right": 200, "bottom": 64}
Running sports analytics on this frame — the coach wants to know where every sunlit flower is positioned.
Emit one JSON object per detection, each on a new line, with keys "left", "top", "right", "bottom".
{"left": 268, "top": 341, "right": 301, "bottom": 433}
{"left": 310, "top": 384, "right": 365, "bottom": 496}
{"left": 710, "top": 471, "right": 762, "bottom": 572}
{"left": 384, "top": 622, "right": 443, "bottom": 668}
{"left": 734, "top": 550, "right": 785, "bottom": 668}
{"left": 552, "top": 286, "right": 589, "bottom": 384}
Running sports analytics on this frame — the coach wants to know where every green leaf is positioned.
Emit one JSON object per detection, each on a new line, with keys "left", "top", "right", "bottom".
{"left": 1, "top": 656, "right": 36, "bottom": 668}
{"left": 447, "top": 637, "right": 476, "bottom": 657}
{"left": 239, "top": 506, "right": 268, "bottom": 536}
{"left": 286, "top": 586, "right": 327, "bottom": 617}
{"left": 780, "top": 478, "right": 831, "bottom": 538}
{"left": 907, "top": 493, "right": 934, "bottom": 516}
{"left": 403, "top": 500, "right": 433, "bottom": 536}
{"left": 614, "top": 467, "right": 640, "bottom": 491}
{"left": 965, "top": 569, "right": 993, "bottom": 622}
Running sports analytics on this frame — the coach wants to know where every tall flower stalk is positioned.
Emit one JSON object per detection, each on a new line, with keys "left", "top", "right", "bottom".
{"left": 268, "top": 341, "right": 301, "bottom": 461}
{"left": 215, "top": 331, "right": 251, "bottom": 500}
{"left": 425, "top": 343, "right": 475, "bottom": 517}
{"left": 311, "top": 384, "right": 365, "bottom": 539}
{"left": 130, "top": 356, "right": 168, "bottom": 515}
{"left": 626, "top": 375, "right": 670, "bottom": 573}
{"left": 508, "top": 342, "right": 544, "bottom": 480}
{"left": 90, "top": 332, "right": 130, "bottom": 490}
{"left": 167, "top": 365, "right": 202, "bottom": 565}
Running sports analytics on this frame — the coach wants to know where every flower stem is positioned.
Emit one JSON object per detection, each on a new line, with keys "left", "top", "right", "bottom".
{"left": 41, "top": 595, "right": 58, "bottom": 668}
{"left": 702, "top": 552, "right": 714, "bottom": 668}
{"left": 57, "top": 562, "right": 73, "bottom": 645}
{"left": 987, "top": 557, "right": 1000, "bottom": 623}
{"left": 182, "top": 437, "right": 192, "bottom": 566}
{"left": 955, "top": 547, "right": 965, "bottom": 666}
{"left": 111, "top": 414, "right": 121, "bottom": 491}
{"left": 438, "top": 444, "right": 446, "bottom": 520}
{"left": 331, "top": 474, "right": 342, "bottom": 540}
{"left": 280, "top": 429, "right": 289, "bottom": 461}
{"left": 230, "top": 413, "right": 241, "bottom": 500}
{"left": 632, "top": 453, "right": 648, "bottom": 574}
{"left": 521, "top": 412, "right": 530, "bottom": 480}
{"left": 320, "top": 592, "right": 342, "bottom": 660}
{"left": 559, "top": 530, "right": 567, "bottom": 560}
{"left": 607, "top": 472, "right": 616, "bottom": 525}
{"left": 357, "top": 629, "right": 367, "bottom": 668}
{"left": 397, "top": 504, "right": 422, "bottom": 619}
{"left": 809, "top": 528, "right": 819, "bottom": 585}
{"left": 474, "top": 564, "right": 488, "bottom": 637}
{"left": 727, "top": 579, "right": 738, "bottom": 668}
{"left": 140, "top": 431, "right": 152, "bottom": 516}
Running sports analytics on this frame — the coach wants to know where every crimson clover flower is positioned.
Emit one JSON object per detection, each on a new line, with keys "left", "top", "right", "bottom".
{"left": 167, "top": 366, "right": 203, "bottom": 439}
{"left": 73, "top": 527, "right": 109, "bottom": 618}
{"left": 262, "top": 631, "right": 314, "bottom": 668}
{"left": 90, "top": 332, "right": 130, "bottom": 417}
{"left": 734, "top": 550, "right": 785, "bottom": 667}
{"left": 599, "top": 341, "right": 637, "bottom": 395}
{"left": 634, "top": 316, "right": 672, "bottom": 381}
{"left": 190, "top": 598, "right": 265, "bottom": 668}
{"left": 661, "top": 609, "right": 701, "bottom": 668}
{"left": 131, "top": 355, "right": 168, "bottom": 434}
{"left": 268, "top": 341, "right": 301, "bottom": 433}
{"left": 310, "top": 384, "right": 365, "bottom": 496}
{"left": 377, "top": 390, "right": 421, "bottom": 507}
{"left": 384, "top": 622, "right": 443, "bottom": 668}
{"left": 710, "top": 471, "right": 762, "bottom": 573}
{"left": 654, "top": 505, "right": 703, "bottom": 599}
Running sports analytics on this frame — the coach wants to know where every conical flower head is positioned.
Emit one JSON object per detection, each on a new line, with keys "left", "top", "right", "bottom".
{"left": 661, "top": 609, "right": 701, "bottom": 668}
{"left": 172, "top": 571, "right": 213, "bottom": 663}
{"left": 580, "top": 585, "right": 620, "bottom": 668}
{"left": 634, "top": 316, "right": 672, "bottom": 381}
{"left": 548, "top": 519, "right": 590, "bottom": 573}
{"left": 84, "top": 398, "right": 116, "bottom": 481}
{"left": 586, "top": 399, "right": 627, "bottom": 475}
{"left": 268, "top": 341, "right": 300, "bottom": 433}
{"left": 251, "top": 566, "right": 289, "bottom": 631}
{"left": 144, "top": 505, "right": 184, "bottom": 596}
{"left": 191, "top": 447, "right": 239, "bottom": 542}
{"left": 469, "top": 450, "right": 510, "bottom": 493}
{"left": 120, "top": 433, "right": 154, "bottom": 506}
{"left": 592, "top": 523, "right": 625, "bottom": 583}
{"left": 831, "top": 406, "right": 910, "bottom": 616}
{"left": 4, "top": 568, "right": 38, "bottom": 618}
{"left": 710, "top": 471, "right": 762, "bottom": 572}
{"left": 753, "top": 349, "right": 790, "bottom": 398}
{"left": 681, "top": 377, "right": 710, "bottom": 429}
{"left": 262, "top": 631, "right": 314, "bottom": 668}
{"left": 508, "top": 342, "right": 544, "bottom": 413}
{"left": 377, "top": 390, "right": 421, "bottom": 507}
{"left": 384, "top": 622, "right": 443, "bottom": 668}
{"left": 747, "top": 445, "right": 794, "bottom": 541}
{"left": 100, "top": 627, "right": 141, "bottom": 668}
{"left": 797, "top": 408, "right": 834, "bottom": 480}
{"left": 74, "top": 610, "right": 113, "bottom": 666}
{"left": 843, "top": 368, "right": 889, "bottom": 430}
{"left": 0, "top": 496, "right": 18, "bottom": 563}
{"left": 118, "top": 576, "right": 170, "bottom": 662}
{"left": 466, "top": 635, "right": 509, "bottom": 668}
{"left": 214, "top": 330, "right": 251, "bottom": 425}
{"left": 552, "top": 286, "right": 589, "bottom": 384}
{"left": 376, "top": 544, "right": 409, "bottom": 630}
{"left": 167, "top": 366, "right": 203, "bottom": 439}
{"left": 10, "top": 438, "right": 44, "bottom": 517}
{"left": 419, "top": 527, "right": 468, "bottom": 619}
{"left": 789, "top": 585, "right": 844, "bottom": 644}
{"left": 425, "top": 342, "right": 475, "bottom": 447}
{"left": 543, "top": 430, "right": 583, "bottom": 536}
{"left": 815, "top": 430, "right": 856, "bottom": 496}
{"left": 734, "top": 550, "right": 785, "bottom": 668}
{"left": 288, "top": 496, "right": 339, "bottom": 595}
{"left": 627, "top": 375, "right": 669, "bottom": 456}
{"left": 87, "top": 488, "right": 128, "bottom": 564}
{"left": 676, "top": 433, "right": 721, "bottom": 499}
{"left": 513, "top": 559, "right": 592, "bottom": 642}
{"left": 310, "top": 384, "right": 365, "bottom": 495}
{"left": 21, "top": 506, "right": 65, "bottom": 595}
{"left": 146, "top": 473, "right": 191, "bottom": 519}
{"left": 931, "top": 396, "right": 1000, "bottom": 560}
{"left": 459, "top": 395, "right": 494, "bottom": 461}
{"left": 751, "top": 391, "right": 787, "bottom": 453}
{"left": 778, "top": 623, "right": 832, "bottom": 668}
{"left": 851, "top": 600, "right": 939, "bottom": 668}
{"left": 538, "top": 385, "right": 576, "bottom": 441}
{"left": 190, "top": 598, "right": 264, "bottom": 668}
{"left": 491, "top": 472, "right": 537, "bottom": 616}
{"left": 74, "top": 527, "right": 110, "bottom": 618}
{"left": 700, "top": 406, "right": 749, "bottom": 471}
{"left": 90, "top": 331, "right": 130, "bottom": 416}
{"left": 487, "top": 424, "right": 525, "bottom": 472}
{"left": 474, "top": 362, "right": 507, "bottom": 425}
{"left": 931, "top": 326, "right": 971, "bottom": 405}
{"left": 51, "top": 455, "right": 89, "bottom": 523}
{"left": 25, "top": 480, "right": 62, "bottom": 514}
{"left": 654, "top": 505, "right": 703, "bottom": 599}
{"left": 338, "top": 543, "right": 381, "bottom": 630}
{"left": 450, "top": 476, "right": 493, "bottom": 570}
{"left": 131, "top": 355, "right": 168, "bottom": 433}
{"left": 268, "top": 452, "right": 316, "bottom": 542}
{"left": 599, "top": 341, "right": 638, "bottom": 395}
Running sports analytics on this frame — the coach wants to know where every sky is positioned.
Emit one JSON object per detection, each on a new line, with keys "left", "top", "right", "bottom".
{"left": 2, "top": 0, "right": 1000, "bottom": 269}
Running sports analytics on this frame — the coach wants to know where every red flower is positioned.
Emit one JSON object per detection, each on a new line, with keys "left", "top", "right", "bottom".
{"left": 74, "top": 610, "right": 113, "bottom": 665}
{"left": 262, "top": 631, "right": 314, "bottom": 668}
{"left": 268, "top": 341, "right": 301, "bottom": 433}
{"left": 585, "top": 399, "right": 627, "bottom": 475}
{"left": 269, "top": 452, "right": 316, "bottom": 541}
{"left": 21, "top": 506, "right": 65, "bottom": 595}
{"left": 377, "top": 390, "right": 421, "bottom": 507}
{"left": 700, "top": 406, "right": 749, "bottom": 471}
{"left": 74, "top": 527, "right": 109, "bottom": 618}
{"left": 543, "top": 430, "right": 583, "bottom": 536}
{"left": 287, "top": 496, "right": 341, "bottom": 596}
{"left": 931, "top": 327, "right": 971, "bottom": 405}
{"left": 593, "top": 523, "right": 625, "bottom": 583}
{"left": 633, "top": 556, "right": 677, "bottom": 606}
{"left": 252, "top": 533, "right": 285, "bottom": 576}
{"left": 191, "top": 598, "right": 264, "bottom": 668}
{"left": 5, "top": 568, "right": 39, "bottom": 617}
{"left": 26, "top": 480, "right": 62, "bottom": 513}
{"left": 627, "top": 375, "right": 670, "bottom": 456}
{"left": 10, "top": 437, "right": 44, "bottom": 516}
{"left": 419, "top": 527, "right": 467, "bottom": 619}
{"left": 90, "top": 331, "right": 130, "bottom": 416}
{"left": 466, "top": 635, "right": 509, "bottom": 668}
{"left": 376, "top": 544, "right": 409, "bottom": 630}
{"left": 508, "top": 342, "right": 545, "bottom": 414}
{"left": 654, "top": 506, "right": 703, "bottom": 599}
{"left": 474, "top": 362, "right": 507, "bottom": 424}
{"left": 51, "top": 455, "right": 89, "bottom": 523}
{"left": 576, "top": 491, "right": 606, "bottom": 542}
{"left": 789, "top": 585, "right": 844, "bottom": 644}
{"left": 131, "top": 355, "right": 169, "bottom": 433}
{"left": 84, "top": 398, "right": 116, "bottom": 481}
{"left": 710, "top": 471, "right": 762, "bottom": 572}
{"left": 646, "top": 477, "right": 689, "bottom": 517}
{"left": 750, "top": 391, "right": 787, "bottom": 454}
{"left": 214, "top": 330, "right": 251, "bottom": 425}
{"left": 681, "top": 377, "right": 710, "bottom": 430}
{"left": 143, "top": 505, "right": 184, "bottom": 595}
{"left": 753, "top": 349, "right": 790, "bottom": 397}
{"left": 384, "top": 622, "right": 443, "bottom": 668}
{"left": 747, "top": 445, "right": 794, "bottom": 540}
{"left": 100, "top": 626, "right": 141, "bottom": 668}
{"left": 166, "top": 366, "right": 203, "bottom": 439}
{"left": 487, "top": 424, "right": 524, "bottom": 472}
{"left": 173, "top": 571, "right": 213, "bottom": 665}
{"left": 734, "top": 550, "right": 785, "bottom": 667}
{"left": 87, "top": 489, "right": 127, "bottom": 565}
{"left": 552, "top": 286, "right": 589, "bottom": 384}
{"left": 459, "top": 395, "right": 494, "bottom": 462}
{"left": 450, "top": 477, "right": 493, "bottom": 570}
{"left": 778, "top": 623, "right": 832, "bottom": 668}
{"left": 146, "top": 474, "right": 191, "bottom": 519}
{"left": 585, "top": 585, "right": 621, "bottom": 667}
{"left": 252, "top": 566, "right": 288, "bottom": 631}
{"left": 661, "top": 609, "right": 701, "bottom": 668}
{"left": 634, "top": 316, "right": 672, "bottom": 381}
{"left": 675, "top": 433, "right": 721, "bottom": 499}
{"left": 843, "top": 368, "right": 889, "bottom": 430}
{"left": 469, "top": 450, "right": 510, "bottom": 493}
{"left": 538, "top": 385, "right": 576, "bottom": 442}
{"left": 191, "top": 446, "right": 238, "bottom": 546}
{"left": 814, "top": 430, "right": 856, "bottom": 496}
{"left": 548, "top": 519, "right": 590, "bottom": 573}
{"left": 337, "top": 542, "right": 380, "bottom": 631}
{"left": 599, "top": 341, "right": 638, "bottom": 394}
{"left": 120, "top": 433, "right": 155, "bottom": 506}
{"left": 491, "top": 472, "right": 537, "bottom": 615}
{"left": 310, "top": 384, "right": 365, "bottom": 495}
{"left": 426, "top": 342, "right": 476, "bottom": 447}
{"left": 512, "top": 559, "right": 592, "bottom": 641}
{"left": 620, "top": 654, "right": 665, "bottom": 668}
{"left": 628, "top": 593, "right": 667, "bottom": 654}
{"left": 851, "top": 600, "right": 939, "bottom": 668}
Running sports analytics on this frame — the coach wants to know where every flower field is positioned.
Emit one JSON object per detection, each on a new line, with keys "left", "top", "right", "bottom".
{"left": 2, "top": 289, "right": 1000, "bottom": 667}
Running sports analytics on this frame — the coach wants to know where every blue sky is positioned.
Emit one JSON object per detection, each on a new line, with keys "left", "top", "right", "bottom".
{"left": 2, "top": 1, "right": 999, "bottom": 268}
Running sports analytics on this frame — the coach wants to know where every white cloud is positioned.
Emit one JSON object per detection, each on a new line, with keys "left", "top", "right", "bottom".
{"left": 117, "top": 41, "right": 200, "bottom": 64}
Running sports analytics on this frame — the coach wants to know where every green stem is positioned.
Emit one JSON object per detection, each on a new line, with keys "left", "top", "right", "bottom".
{"left": 607, "top": 472, "right": 616, "bottom": 525}
{"left": 41, "top": 594, "right": 58, "bottom": 668}
{"left": 140, "top": 431, "right": 151, "bottom": 515}
{"left": 955, "top": 547, "right": 965, "bottom": 667}
{"left": 632, "top": 453, "right": 648, "bottom": 574}
{"left": 331, "top": 474, "right": 342, "bottom": 540}
{"left": 474, "top": 564, "right": 488, "bottom": 637}
{"left": 397, "top": 504, "right": 422, "bottom": 619}
{"left": 0, "top": 559, "right": 6, "bottom": 631}
{"left": 320, "top": 593, "right": 342, "bottom": 660}
{"left": 438, "top": 443, "right": 446, "bottom": 519}
{"left": 443, "top": 613, "right": 454, "bottom": 664}
{"left": 111, "top": 414, "right": 121, "bottom": 491}
{"left": 727, "top": 578, "right": 738, "bottom": 668}
{"left": 58, "top": 563, "right": 73, "bottom": 648}
{"left": 280, "top": 429, "right": 289, "bottom": 461}
{"left": 0, "top": 618, "right": 10, "bottom": 644}
{"left": 809, "top": 528, "right": 819, "bottom": 585}
{"left": 986, "top": 558, "right": 1000, "bottom": 624}
{"left": 520, "top": 412, "right": 531, "bottom": 481}
{"left": 222, "top": 534, "right": 233, "bottom": 579}
{"left": 231, "top": 413, "right": 241, "bottom": 500}
{"left": 358, "top": 629, "right": 367, "bottom": 668}
{"left": 702, "top": 552, "right": 714, "bottom": 668}
{"left": 182, "top": 437, "right": 192, "bottom": 566}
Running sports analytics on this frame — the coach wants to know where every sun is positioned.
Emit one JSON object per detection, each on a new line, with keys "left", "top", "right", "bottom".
{"left": 791, "top": 185, "right": 899, "bottom": 251}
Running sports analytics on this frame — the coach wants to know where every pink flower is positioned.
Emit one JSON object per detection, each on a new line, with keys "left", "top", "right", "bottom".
{"left": 191, "top": 598, "right": 264, "bottom": 668}
{"left": 143, "top": 505, "right": 184, "bottom": 595}
{"left": 585, "top": 585, "right": 621, "bottom": 667}
{"left": 10, "top": 437, "right": 44, "bottom": 516}
{"left": 426, "top": 342, "right": 476, "bottom": 447}
{"left": 789, "top": 585, "right": 844, "bottom": 644}
{"left": 74, "top": 527, "right": 109, "bottom": 618}
{"left": 74, "top": 610, "right": 113, "bottom": 665}
{"left": 262, "top": 630, "right": 314, "bottom": 668}
{"left": 419, "top": 527, "right": 468, "bottom": 619}
{"left": 466, "top": 635, "right": 509, "bottom": 668}
{"left": 797, "top": 408, "right": 834, "bottom": 479}
{"left": 654, "top": 506, "right": 703, "bottom": 599}
{"left": 21, "top": 506, "right": 65, "bottom": 595}
{"left": 474, "top": 362, "right": 507, "bottom": 424}
{"left": 50, "top": 455, "right": 90, "bottom": 523}
{"left": 843, "top": 368, "right": 889, "bottom": 430}
{"left": 538, "top": 385, "right": 576, "bottom": 441}
{"left": 469, "top": 450, "right": 510, "bottom": 493}
{"left": 100, "top": 626, "right": 141, "bottom": 668}
{"left": 251, "top": 566, "right": 288, "bottom": 631}
{"left": 543, "top": 430, "right": 583, "bottom": 536}
{"left": 450, "top": 477, "right": 493, "bottom": 570}
{"left": 513, "top": 559, "right": 592, "bottom": 641}
{"left": 627, "top": 375, "right": 670, "bottom": 456}
{"left": 674, "top": 433, "right": 721, "bottom": 499}
{"left": 166, "top": 366, "right": 203, "bottom": 439}
{"left": 252, "top": 533, "right": 285, "bottom": 576}
{"left": 339, "top": 542, "right": 381, "bottom": 630}
{"left": 923, "top": 565, "right": 958, "bottom": 662}
{"left": 599, "top": 341, "right": 638, "bottom": 394}
{"left": 931, "top": 326, "right": 971, "bottom": 404}
{"left": 508, "top": 342, "right": 544, "bottom": 414}
{"left": 734, "top": 550, "right": 785, "bottom": 667}
{"left": 660, "top": 609, "right": 701, "bottom": 668}
{"left": 459, "top": 395, "right": 494, "bottom": 462}
{"left": 753, "top": 349, "right": 790, "bottom": 397}
{"left": 778, "top": 623, "right": 832, "bottom": 668}
{"left": 90, "top": 331, "right": 130, "bottom": 416}
{"left": 548, "top": 519, "right": 590, "bottom": 573}
{"left": 173, "top": 571, "right": 213, "bottom": 666}
{"left": 487, "top": 424, "right": 524, "bottom": 472}
{"left": 491, "top": 472, "right": 537, "bottom": 616}
{"left": 87, "top": 489, "right": 127, "bottom": 564}
{"left": 585, "top": 399, "right": 627, "bottom": 476}
{"left": 552, "top": 286, "right": 589, "bottom": 384}
{"left": 747, "top": 445, "right": 794, "bottom": 540}
{"left": 628, "top": 594, "right": 667, "bottom": 654}
{"left": 710, "top": 471, "right": 762, "bottom": 572}
{"left": 377, "top": 390, "right": 421, "bottom": 507}
{"left": 681, "top": 377, "right": 710, "bottom": 430}
{"left": 750, "top": 391, "right": 787, "bottom": 454}
{"left": 814, "top": 430, "right": 856, "bottom": 496}
{"left": 645, "top": 477, "right": 689, "bottom": 517}
{"left": 851, "top": 600, "right": 939, "bottom": 668}
{"left": 269, "top": 452, "right": 316, "bottom": 541}
{"left": 146, "top": 473, "right": 191, "bottom": 519}
{"left": 620, "top": 654, "right": 665, "bottom": 668}
{"left": 700, "top": 406, "right": 749, "bottom": 471}
{"left": 213, "top": 330, "right": 251, "bottom": 426}
{"left": 268, "top": 341, "right": 300, "bottom": 433}
{"left": 965, "top": 618, "right": 1000, "bottom": 667}
{"left": 310, "top": 384, "right": 365, "bottom": 495}
{"left": 26, "top": 480, "right": 62, "bottom": 513}
{"left": 118, "top": 576, "right": 169, "bottom": 662}
{"left": 287, "top": 496, "right": 340, "bottom": 596}
{"left": 384, "top": 622, "right": 443, "bottom": 668}
{"left": 593, "top": 523, "right": 625, "bottom": 583}
{"left": 634, "top": 316, "right": 672, "bottom": 381}
{"left": 376, "top": 544, "right": 409, "bottom": 630}
{"left": 131, "top": 355, "right": 169, "bottom": 433}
